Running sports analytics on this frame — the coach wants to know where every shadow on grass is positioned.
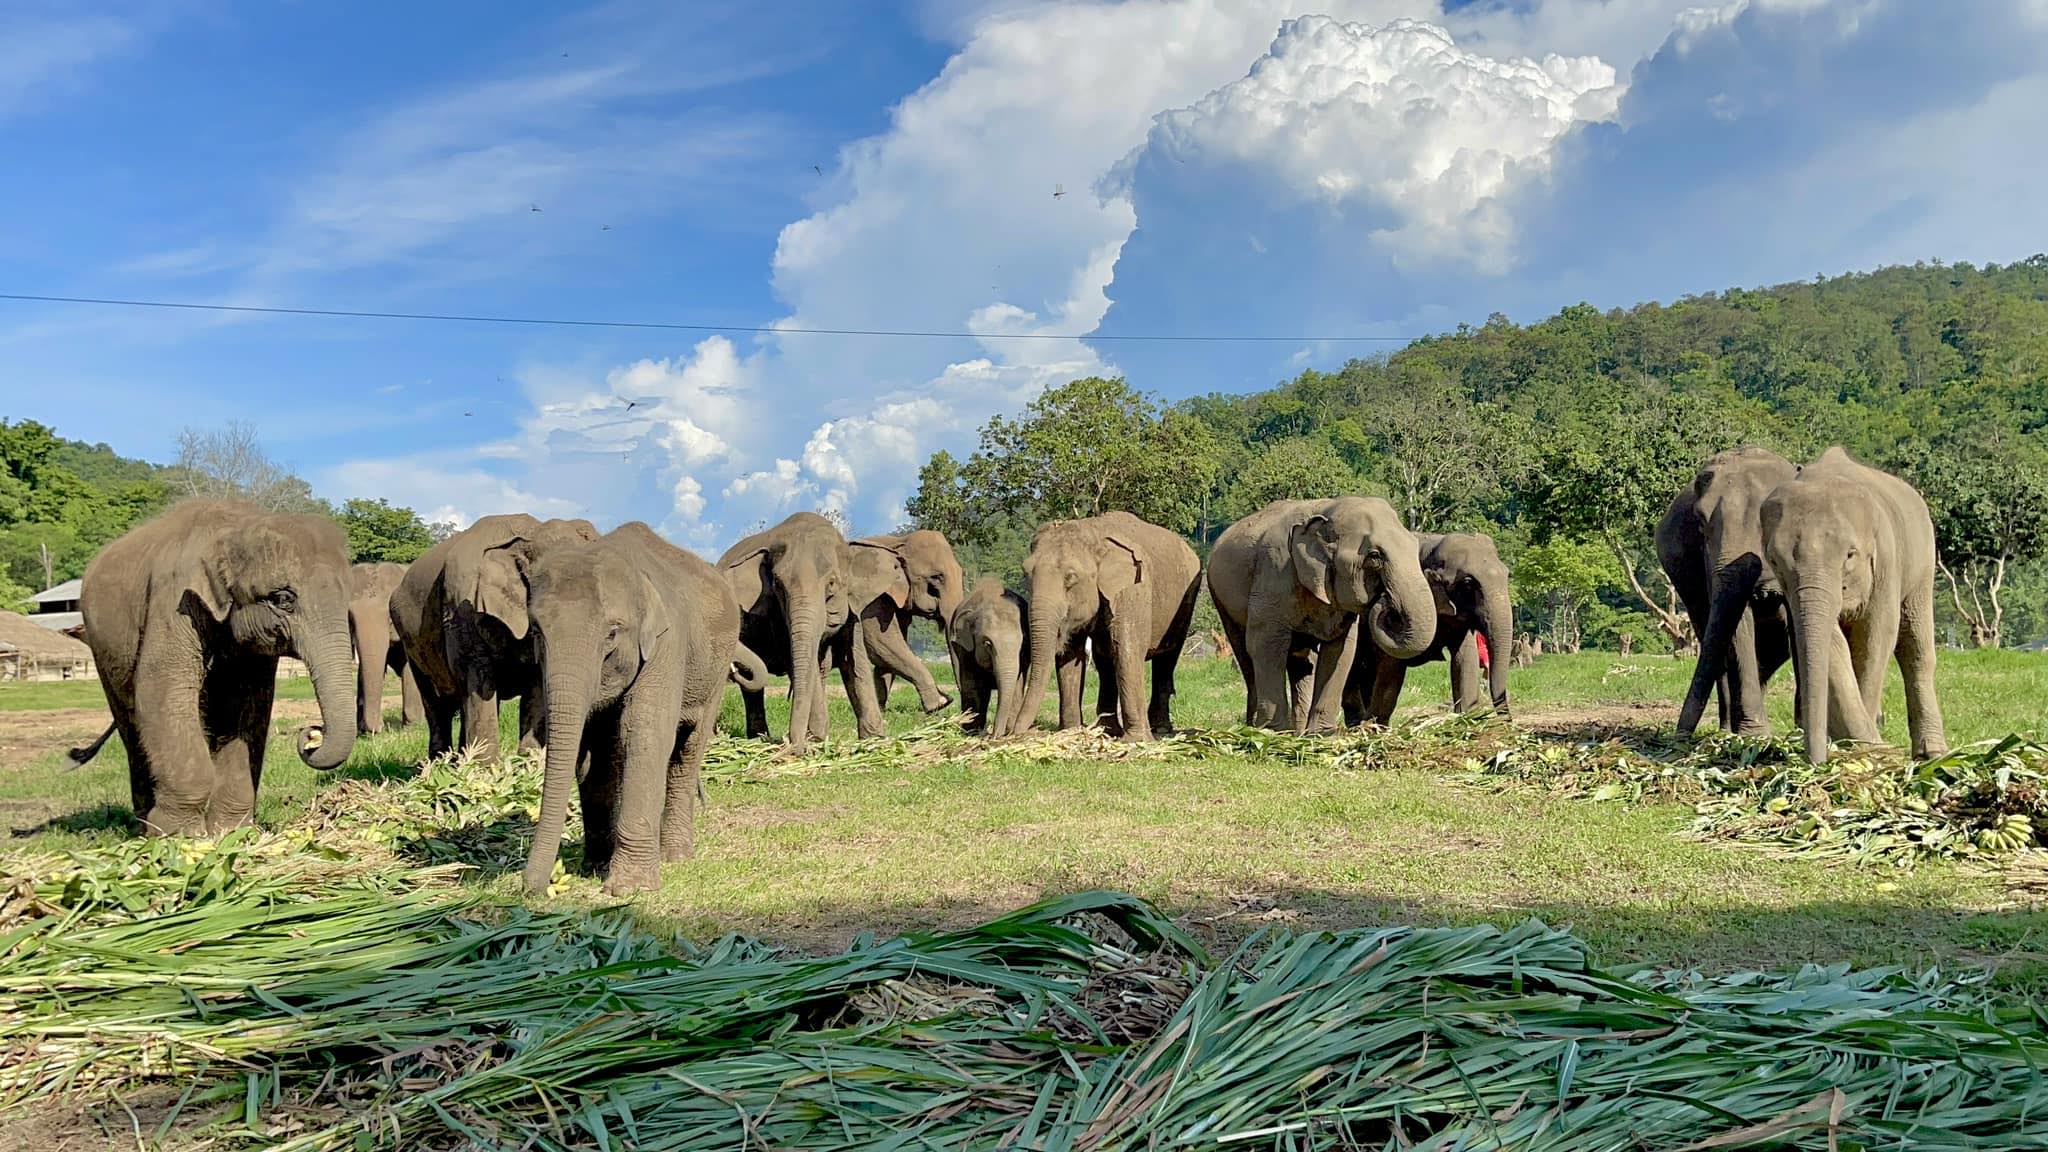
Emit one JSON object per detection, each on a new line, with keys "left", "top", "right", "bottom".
{"left": 7, "top": 801, "right": 135, "bottom": 838}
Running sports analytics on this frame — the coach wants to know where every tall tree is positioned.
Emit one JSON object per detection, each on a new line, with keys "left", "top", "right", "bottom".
{"left": 173, "top": 422, "right": 332, "bottom": 515}
{"left": 338, "top": 498, "right": 438, "bottom": 564}
{"left": 1907, "top": 432, "right": 2048, "bottom": 648}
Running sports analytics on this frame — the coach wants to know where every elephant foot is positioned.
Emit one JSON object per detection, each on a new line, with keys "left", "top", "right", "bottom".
{"left": 919, "top": 688, "right": 954, "bottom": 714}
{"left": 1116, "top": 725, "right": 1153, "bottom": 744}
{"left": 662, "top": 841, "right": 695, "bottom": 863}
{"left": 602, "top": 866, "right": 660, "bottom": 897}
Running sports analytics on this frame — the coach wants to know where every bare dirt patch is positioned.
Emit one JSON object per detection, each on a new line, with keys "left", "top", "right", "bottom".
{"left": 1515, "top": 700, "right": 1673, "bottom": 735}
{"left": 0, "top": 699, "right": 324, "bottom": 774}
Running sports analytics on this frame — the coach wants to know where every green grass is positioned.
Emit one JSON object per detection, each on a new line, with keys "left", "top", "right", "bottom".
{"left": 4, "top": 649, "right": 2046, "bottom": 994}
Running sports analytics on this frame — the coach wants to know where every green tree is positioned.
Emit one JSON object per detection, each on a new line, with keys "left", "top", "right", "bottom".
{"left": 339, "top": 498, "right": 438, "bottom": 564}
{"left": 1905, "top": 432, "right": 2048, "bottom": 648}
{"left": 1512, "top": 537, "right": 1623, "bottom": 653}
{"left": 1216, "top": 436, "right": 1370, "bottom": 524}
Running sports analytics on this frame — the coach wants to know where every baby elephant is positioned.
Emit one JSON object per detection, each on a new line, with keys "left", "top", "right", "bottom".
{"left": 948, "top": 579, "right": 1030, "bottom": 736}
{"left": 519, "top": 522, "right": 740, "bottom": 896}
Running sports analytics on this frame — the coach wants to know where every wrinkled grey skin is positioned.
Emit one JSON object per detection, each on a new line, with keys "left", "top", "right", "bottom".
{"left": 1016, "top": 511, "right": 1201, "bottom": 742}
{"left": 349, "top": 561, "right": 424, "bottom": 734}
{"left": 720, "top": 512, "right": 869, "bottom": 752}
{"left": 73, "top": 499, "right": 357, "bottom": 834}
{"left": 836, "top": 530, "right": 966, "bottom": 733}
{"left": 1345, "top": 532, "right": 1513, "bottom": 726}
{"left": 521, "top": 523, "right": 740, "bottom": 896}
{"left": 1208, "top": 497, "right": 1437, "bottom": 732}
{"left": 1762, "top": 447, "right": 1948, "bottom": 765}
{"left": 390, "top": 515, "right": 599, "bottom": 763}
{"left": 947, "top": 578, "right": 1030, "bottom": 737}
{"left": 1657, "top": 447, "right": 1797, "bottom": 737}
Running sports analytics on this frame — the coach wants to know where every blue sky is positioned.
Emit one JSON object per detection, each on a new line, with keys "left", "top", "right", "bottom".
{"left": 3, "top": 0, "right": 2045, "bottom": 550}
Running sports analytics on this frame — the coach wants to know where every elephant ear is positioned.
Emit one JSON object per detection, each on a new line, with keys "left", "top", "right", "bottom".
{"left": 724, "top": 546, "right": 772, "bottom": 609}
{"left": 637, "top": 573, "right": 670, "bottom": 658}
{"left": 183, "top": 520, "right": 294, "bottom": 623}
{"left": 477, "top": 546, "right": 531, "bottom": 640}
{"left": 1096, "top": 533, "right": 1146, "bottom": 597}
{"left": 1290, "top": 514, "right": 1337, "bottom": 605}
{"left": 849, "top": 539, "right": 911, "bottom": 609}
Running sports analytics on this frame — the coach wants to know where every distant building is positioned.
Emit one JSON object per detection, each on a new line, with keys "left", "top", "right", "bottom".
{"left": 0, "top": 610, "right": 93, "bottom": 680}
{"left": 27, "top": 578, "right": 84, "bottom": 638}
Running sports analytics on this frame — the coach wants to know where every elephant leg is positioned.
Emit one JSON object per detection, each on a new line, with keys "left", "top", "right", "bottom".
{"left": 356, "top": 637, "right": 384, "bottom": 736}
{"left": 517, "top": 691, "right": 544, "bottom": 752}
{"left": 954, "top": 649, "right": 988, "bottom": 735}
{"left": 1727, "top": 609, "right": 1770, "bottom": 735}
{"left": 1218, "top": 613, "right": 1256, "bottom": 725}
{"left": 867, "top": 614, "right": 949, "bottom": 713}
{"left": 104, "top": 689, "right": 152, "bottom": 825}
{"left": 1286, "top": 650, "right": 1314, "bottom": 734}
{"left": 1896, "top": 582, "right": 1948, "bottom": 759}
{"left": 204, "top": 653, "right": 276, "bottom": 833}
{"left": 1092, "top": 632, "right": 1122, "bottom": 734}
{"left": 742, "top": 687, "right": 771, "bottom": 740}
{"left": 1056, "top": 652, "right": 1086, "bottom": 730}
{"left": 1106, "top": 602, "right": 1153, "bottom": 742}
{"left": 396, "top": 654, "right": 424, "bottom": 727}
{"left": 840, "top": 625, "right": 886, "bottom": 741}
{"left": 663, "top": 709, "right": 716, "bottom": 863}
{"left": 423, "top": 685, "right": 458, "bottom": 760}
{"left": 1368, "top": 658, "right": 1407, "bottom": 727}
{"left": 1305, "top": 621, "right": 1359, "bottom": 733}
{"left": 132, "top": 621, "right": 215, "bottom": 836}
{"left": 1822, "top": 628, "right": 1880, "bottom": 745}
{"left": 1848, "top": 611, "right": 1897, "bottom": 737}
{"left": 577, "top": 718, "right": 620, "bottom": 880}
{"left": 1247, "top": 620, "right": 1295, "bottom": 730}
{"left": 1449, "top": 631, "right": 1484, "bottom": 712}
{"left": 461, "top": 670, "right": 502, "bottom": 764}
{"left": 605, "top": 702, "right": 677, "bottom": 896}
{"left": 1342, "top": 646, "right": 1373, "bottom": 728}
{"left": 1148, "top": 646, "right": 1183, "bottom": 737}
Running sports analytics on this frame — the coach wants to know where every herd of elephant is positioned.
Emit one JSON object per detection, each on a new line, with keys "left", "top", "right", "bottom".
{"left": 62, "top": 442, "right": 1947, "bottom": 895}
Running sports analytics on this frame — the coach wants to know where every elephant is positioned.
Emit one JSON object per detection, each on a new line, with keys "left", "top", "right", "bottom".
{"left": 1761, "top": 447, "right": 1948, "bottom": 765}
{"left": 847, "top": 530, "right": 965, "bottom": 720}
{"left": 1015, "top": 511, "right": 1201, "bottom": 742}
{"left": 1343, "top": 531, "right": 1513, "bottom": 727}
{"left": 720, "top": 512, "right": 871, "bottom": 752}
{"left": 1656, "top": 446, "right": 1798, "bottom": 737}
{"left": 1207, "top": 497, "right": 1437, "bottom": 732}
{"left": 947, "top": 578, "right": 1029, "bottom": 736}
{"left": 70, "top": 499, "right": 357, "bottom": 834}
{"left": 348, "top": 561, "right": 424, "bottom": 734}
{"left": 520, "top": 522, "right": 740, "bottom": 896}
{"left": 389, "top": 515, "right": 598, "bottom": 763}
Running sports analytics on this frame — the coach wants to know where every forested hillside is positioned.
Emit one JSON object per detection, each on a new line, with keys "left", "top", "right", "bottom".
{"left": 0, "top": 420, "right": 445, "bottom": 610}
{"left": 911, "top": 257, "right": 2048, "bottom": 650}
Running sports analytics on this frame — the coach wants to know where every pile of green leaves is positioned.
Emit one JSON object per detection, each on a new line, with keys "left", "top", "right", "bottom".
{"left": 1469, "top": 728, "right": 2048, "bottom": 867}
{"left": 3, "top": 832, "right": 2045, "bottom": 1149}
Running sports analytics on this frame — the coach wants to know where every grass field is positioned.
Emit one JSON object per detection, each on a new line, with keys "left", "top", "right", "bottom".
{"left": 4, "top": 647, "right": 2046, "bottom": 994}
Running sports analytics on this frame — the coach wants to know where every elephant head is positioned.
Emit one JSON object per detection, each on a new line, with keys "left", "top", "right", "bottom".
{"left": 1676, "top": 446, "right": 1797, "bottom": 734}
{"left": 519, "top": 541, "right": 671, "bottom": 894}
{"left": 1761, "top": 453, "right": 1888, "bottom": 764}
{"left": 852, "top": 529, "right": 965, "bottom": 624}
{"left": 441, "top": 515, "right": 599, "bottom": 677}
{"left": 721, "top": 512, "right": 853, "bottom": 749}
{"left": 1421, "top": 532, "right": 1513, "bottom": 708}
{"left": 1293, "top": 497, "right": 1436, "bottom": 661}
{"left": 190, "top": 512, "right": 358, "bottom": 770}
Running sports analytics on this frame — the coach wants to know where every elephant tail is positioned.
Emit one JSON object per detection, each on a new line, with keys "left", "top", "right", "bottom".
{"left": 729, "top": 642, "right": 771, "bottom": 691}
{"left": 68, "top": 722, "right": 117, "bottom": 768}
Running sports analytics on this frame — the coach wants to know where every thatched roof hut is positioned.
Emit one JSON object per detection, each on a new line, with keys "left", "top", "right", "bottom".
{"left": 0, "top": 610, "right": 94, "bottom": 681}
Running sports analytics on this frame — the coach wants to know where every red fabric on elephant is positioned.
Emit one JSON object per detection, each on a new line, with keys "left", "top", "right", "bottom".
{"left": 1474, "top": 631, "right": 1491, "bottom": 671}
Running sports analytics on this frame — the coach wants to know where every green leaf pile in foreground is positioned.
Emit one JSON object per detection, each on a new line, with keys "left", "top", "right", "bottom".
{"left": 3, "top": 834, "right": 2046, "bottom": 1149}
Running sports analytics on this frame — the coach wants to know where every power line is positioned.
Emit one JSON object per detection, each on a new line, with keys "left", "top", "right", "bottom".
{"left": 0, "top": 292, "right": 1420, "bottom": 344}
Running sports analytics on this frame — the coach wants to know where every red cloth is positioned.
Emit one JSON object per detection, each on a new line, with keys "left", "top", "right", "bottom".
{"left": 1474, "top": 632, "right": 1491, "bottom": 671}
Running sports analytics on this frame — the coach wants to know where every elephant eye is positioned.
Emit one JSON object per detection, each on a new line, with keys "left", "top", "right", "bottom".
{"left": 272, "top": 588, "right": 297, "bottom": 612}
{"left": 606, "top": 623, "right": 623, "bottom": 644}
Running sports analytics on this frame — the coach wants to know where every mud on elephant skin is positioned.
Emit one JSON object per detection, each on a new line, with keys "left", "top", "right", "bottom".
{"left": 1208, "top": 497, "right": 1437, "bottom": 733}
{"left": 1015, "top": 511, "right": 1201, "bottom": 742}
{"left": 73, "top": 499, "right": 359, "bottom": 835}
{"left": 390, "top": 514, "right": 598, "bottom": 764}
{"left": 1657, "top": 446, "right": 1797, "bottom": 738}
{"left": 847, "top": 530, "right": 965, "bottom": 719}
{"left": 1346, "top": 531, "right": 1514, "bottom": 727}
{"left": 1762, "top": 447, "right": 1948, "bottom": 766}
{"left": 520, "top": 523, "right": 741, "bottom": 896}
{"left": 348, "top": 561, "right": 424, "bottom": 734}
{"left": 720, "top": 512, "right": 870, "bottom": 752}
{"left": 947, "top": 578, "right": 1029, "bottom": 737}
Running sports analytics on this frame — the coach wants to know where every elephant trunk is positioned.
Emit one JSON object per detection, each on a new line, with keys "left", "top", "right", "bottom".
{"left": 296, "top": 621, "right": 359, "bottom": 770}
{"left": 1017, "top": 587, "right": 1064, "bottom": 734}
{"left": 1481, "top": 584, "right": 1513, "bottom": 709}
{"left": 1679, "top": 559, "right": 1760, "bottom": 734}
{"left": 1370, "top": 553, "right": 1436, "bottom": 661}
{"left": 991, "top": 639, "right": 1023, "bottom": 737}
{"left": 1792, "top": 584, "right": 1839, "bottom": 765}
{"left": 729, "top": 642, "right": 770, "bottom": 691}
{"left": 786, "top": 599, "right": 827, "bottom": 749}
{"left": 523, "top": 645, "right": 592, "bottom": 894}
{"left": 350, "top": 601, "right": 388, "bottom": 734}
